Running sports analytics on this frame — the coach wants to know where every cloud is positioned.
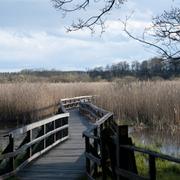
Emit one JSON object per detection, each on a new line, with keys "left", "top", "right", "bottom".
{"left": 0, "top": 27, "right": 154, "bottom": 71}
{"left": 1, "top": 0, "right": 174, "bottom": 71}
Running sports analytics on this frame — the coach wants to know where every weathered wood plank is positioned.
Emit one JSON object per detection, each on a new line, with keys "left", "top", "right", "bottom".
{"left": 61, "top": 95, "right": 93, "bottom": 102}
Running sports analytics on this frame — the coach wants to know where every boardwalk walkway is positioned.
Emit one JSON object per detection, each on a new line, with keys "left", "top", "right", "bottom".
{"left": 17, "top": 109, "right": 92, "bottom": 180}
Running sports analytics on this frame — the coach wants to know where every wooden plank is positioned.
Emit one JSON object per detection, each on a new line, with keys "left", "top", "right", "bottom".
{"left": 120, "top": 145, "right": 180, "bottom": 163}
{"left": 28, "top": 164, "right": 85, "bottom": 170}
{"left": 61, "top": 95, "right": 93, "bottom": 102}
{"left": 95, "top": 112, "right": 113, "bottom": 126}
{"left": 18, "top": 173, "right": 85, "bottom": 179}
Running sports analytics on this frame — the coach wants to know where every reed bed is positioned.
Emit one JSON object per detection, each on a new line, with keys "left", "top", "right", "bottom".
{"left": 0, "top": 82, "right": 107, "bottom": 124}
{"left": 0, "top": 81, "right": 179, "bottom": 131}
{"left": 96, "top": 80, "right": 180, "bottom": 132}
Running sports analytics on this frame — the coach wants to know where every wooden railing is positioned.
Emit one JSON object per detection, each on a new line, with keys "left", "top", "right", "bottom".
{"left": 0, "top": 95, "right": 93, "bottom": 179}
{"left": 0, "top": 110, "right": 69, "bottom": 178}
{"left": 80, "top": 101, "right": 180, "bottom": 180}
{"left": 61, "top": 95, "right": 93, "bottom": 109}
{"left": 116, "top": 144, "right": 180, "bottom": 180}
{"left": 80, "top": 102, "right": 115, "bottom": 179}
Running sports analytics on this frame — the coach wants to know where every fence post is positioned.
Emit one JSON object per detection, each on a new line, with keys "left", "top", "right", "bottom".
{"left": 100, "top": 128, "right": 107, "bottom": 180}
{"left": 116, "top": 125, "right": 137, "bottom": 179}
{"left": 149, "top": 155, "right": 156, "bottom": 180}
{"left": 53, "top": 120, "right": 56, "bottom": 142}
{"left": 85, "top": 136, "right": 91, "bottom": 175}
{"left": 27, "top": 130, "right": 32, "bottom": 158}
{"left": 94, "top": 128, "right": 98, "bottom": 176}
{"left": 43, "top": 124, "right": 46, "bottom": 149}
{"left": 9, "top": 134, "right": 14, "bottom": 171}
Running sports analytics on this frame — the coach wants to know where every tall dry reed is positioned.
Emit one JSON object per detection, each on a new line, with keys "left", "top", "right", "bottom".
{"left": 95, "top": 80, "right": 180, "bottom": 132}
{"left": 0, "top": 81, "right": 179, "bottom": 131}
{"left": 0, "top": 82, "right": 107, "bottom": 124}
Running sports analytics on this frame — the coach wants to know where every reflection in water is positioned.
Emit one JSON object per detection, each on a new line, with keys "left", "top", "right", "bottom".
{"left": 130, "top": 128, "right": 180, "bottom": 158}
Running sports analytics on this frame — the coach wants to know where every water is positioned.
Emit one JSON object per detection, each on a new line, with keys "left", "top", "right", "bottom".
{"left": 0, "top": 127, "right": 11, "bottom": 151}
{"left": 0, "top": 123, "right": 23, "bottom": 151}
{"left": 130, "top": 128, "right": 180, "bottom": 158}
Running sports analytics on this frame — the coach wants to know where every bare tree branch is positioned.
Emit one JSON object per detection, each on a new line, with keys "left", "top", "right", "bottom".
{"left": 52, "top": 0, "right": 126, "bottom": 32}
{"left": 122, "top": 8, "right": 180, "bottom": 65}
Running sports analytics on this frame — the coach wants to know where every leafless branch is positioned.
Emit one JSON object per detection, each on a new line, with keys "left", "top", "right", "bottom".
{"left": 122, "top": 8, "right": 180, "bottom": 64}
{"left": 52, "top": 0, "right": 126, "bottom": 32}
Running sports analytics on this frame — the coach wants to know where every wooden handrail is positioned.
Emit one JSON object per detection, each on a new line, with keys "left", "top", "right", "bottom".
{"left": 61, "top": 95, "right": 94, "bottom": 110}
{"left": 80, "top": 101, "right": 114, "bottom": 180}
{"left": 119, "top": 145, "right": 180, "bottom": 164}
{"left": 61, "top": 95, "right": 94, "bottom": 102}
{"left": 81, "top": 101, "right": 180, "bottom": 180}
{"left": 9, "top": 113, "right": 69, "bottom": 137}
{"left": 0, "top": 124, "right": 69, "bottom": 161}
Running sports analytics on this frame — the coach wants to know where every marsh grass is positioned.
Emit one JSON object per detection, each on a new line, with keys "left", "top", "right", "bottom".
{"left": 0, "top": 80, "right": 179, "bottom": 131}
{"left": 132, "top": 139, "right": 180, "bottom": 180}
{"left": 0, "top": 82, "right": 106, "bottom": 124}
{"left": 135, "top": 151, "right": 180, "bottom": 180}
{"left": 95, "top": 80, "right": 180, "bottom": 132}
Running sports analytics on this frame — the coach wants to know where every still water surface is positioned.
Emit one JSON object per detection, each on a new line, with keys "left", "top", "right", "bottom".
{"left": 130, "top": 128, "right": 180, "bottom": 158}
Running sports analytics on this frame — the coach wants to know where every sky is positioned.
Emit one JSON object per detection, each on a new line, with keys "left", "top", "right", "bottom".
{"left": 0, "top": 0, "right": 179, "bottom": 72}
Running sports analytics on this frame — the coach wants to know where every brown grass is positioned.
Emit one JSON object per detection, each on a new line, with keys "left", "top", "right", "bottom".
{"left": 95, "top": 80, "right": 180, "bottom": 132}
{"left": 0, "top": 81, "right": 179, "bottom": 131}
{"left": 0, "top": 82, "right": 107, "bottom": 123}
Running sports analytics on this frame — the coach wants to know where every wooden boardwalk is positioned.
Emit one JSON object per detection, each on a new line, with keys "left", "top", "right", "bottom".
{"left": 1, "top": 96, "right": 180, "bottom": 180}
{"left": 17, "top": 109, "right": 92, "bottom": 180}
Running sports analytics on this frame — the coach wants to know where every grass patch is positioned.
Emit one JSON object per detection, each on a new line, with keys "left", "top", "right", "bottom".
{"left": 134, "top": 141, "right": 180, "bottom": 180}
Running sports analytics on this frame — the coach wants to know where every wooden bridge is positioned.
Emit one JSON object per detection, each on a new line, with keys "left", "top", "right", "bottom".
{"left": 0, "top": 96, "right": 179, "bottom": 180}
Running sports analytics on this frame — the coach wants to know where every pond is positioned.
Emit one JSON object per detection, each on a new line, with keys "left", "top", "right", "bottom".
{"left": 130, "top": 127, "right": 180, "bottom": 158}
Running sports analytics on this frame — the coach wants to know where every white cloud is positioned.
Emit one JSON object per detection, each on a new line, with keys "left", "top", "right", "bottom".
{"left": 1, "top": 0, "right": 174, "bottom": 71}
{"left": 0, "top": 26, "right": 155, "bottom": 71}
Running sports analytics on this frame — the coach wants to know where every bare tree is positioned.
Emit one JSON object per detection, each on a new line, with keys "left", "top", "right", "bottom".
{"left": 123, "top": 7, "right": 180, "bottom": 70}
{"left": 52, "top": 1, "right": 179, "bottom": 71}
{"left": 52, "top": 0, "right": 126, "bottom": 32}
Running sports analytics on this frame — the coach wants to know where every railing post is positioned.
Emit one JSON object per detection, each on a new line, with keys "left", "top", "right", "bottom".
{"left": 85, "top": 136, "right": 91, "bottom": 175}
{"left": 9, "top": 134, "right": 14, "bottom": 171}
{"left": 116, "top": 125, "right": 137, "bottom": 179}
{"left": 53, "top": 120, "right": 56, "bottom": 142}
{"left": 100, "top": 128, "right": 107, "bottom": 180}
{"left": 116, "top": 126, "right": 129, "bottom": 177}
{"left": 43, "top": 124, "right": 46, "bottom": 149}
{"left": 27, "top": 130, "right": 32, "bottom": 158}
{"left": 66, "top": 116, "right": 69, "bottom": 137}
{"left": 94, "top": 128, "right": 98, "bottom": 176}
{"left": 149, "top": 155, "right": 156, "bottom": 180}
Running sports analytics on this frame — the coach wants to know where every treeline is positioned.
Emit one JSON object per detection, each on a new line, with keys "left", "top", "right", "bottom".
{"left": 0, "top": 70, "right": 90, "bottom": 83}
{"left": 0, "top": 57, "right": 180, "bottom": 83}
{"left": 88, "top": 57, "right": 180, "bottom": 80}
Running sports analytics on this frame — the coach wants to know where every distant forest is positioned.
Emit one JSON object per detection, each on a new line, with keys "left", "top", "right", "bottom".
{"left": 89, "top": 57, "right": 180, "bottom": 81}
{"left": 0, "top": 57, "right": 180, "bottom": 83}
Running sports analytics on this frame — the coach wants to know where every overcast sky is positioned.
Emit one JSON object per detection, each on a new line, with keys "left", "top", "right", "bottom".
{"left": 0, "top": 0, "right": 179, "bottom": 72}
